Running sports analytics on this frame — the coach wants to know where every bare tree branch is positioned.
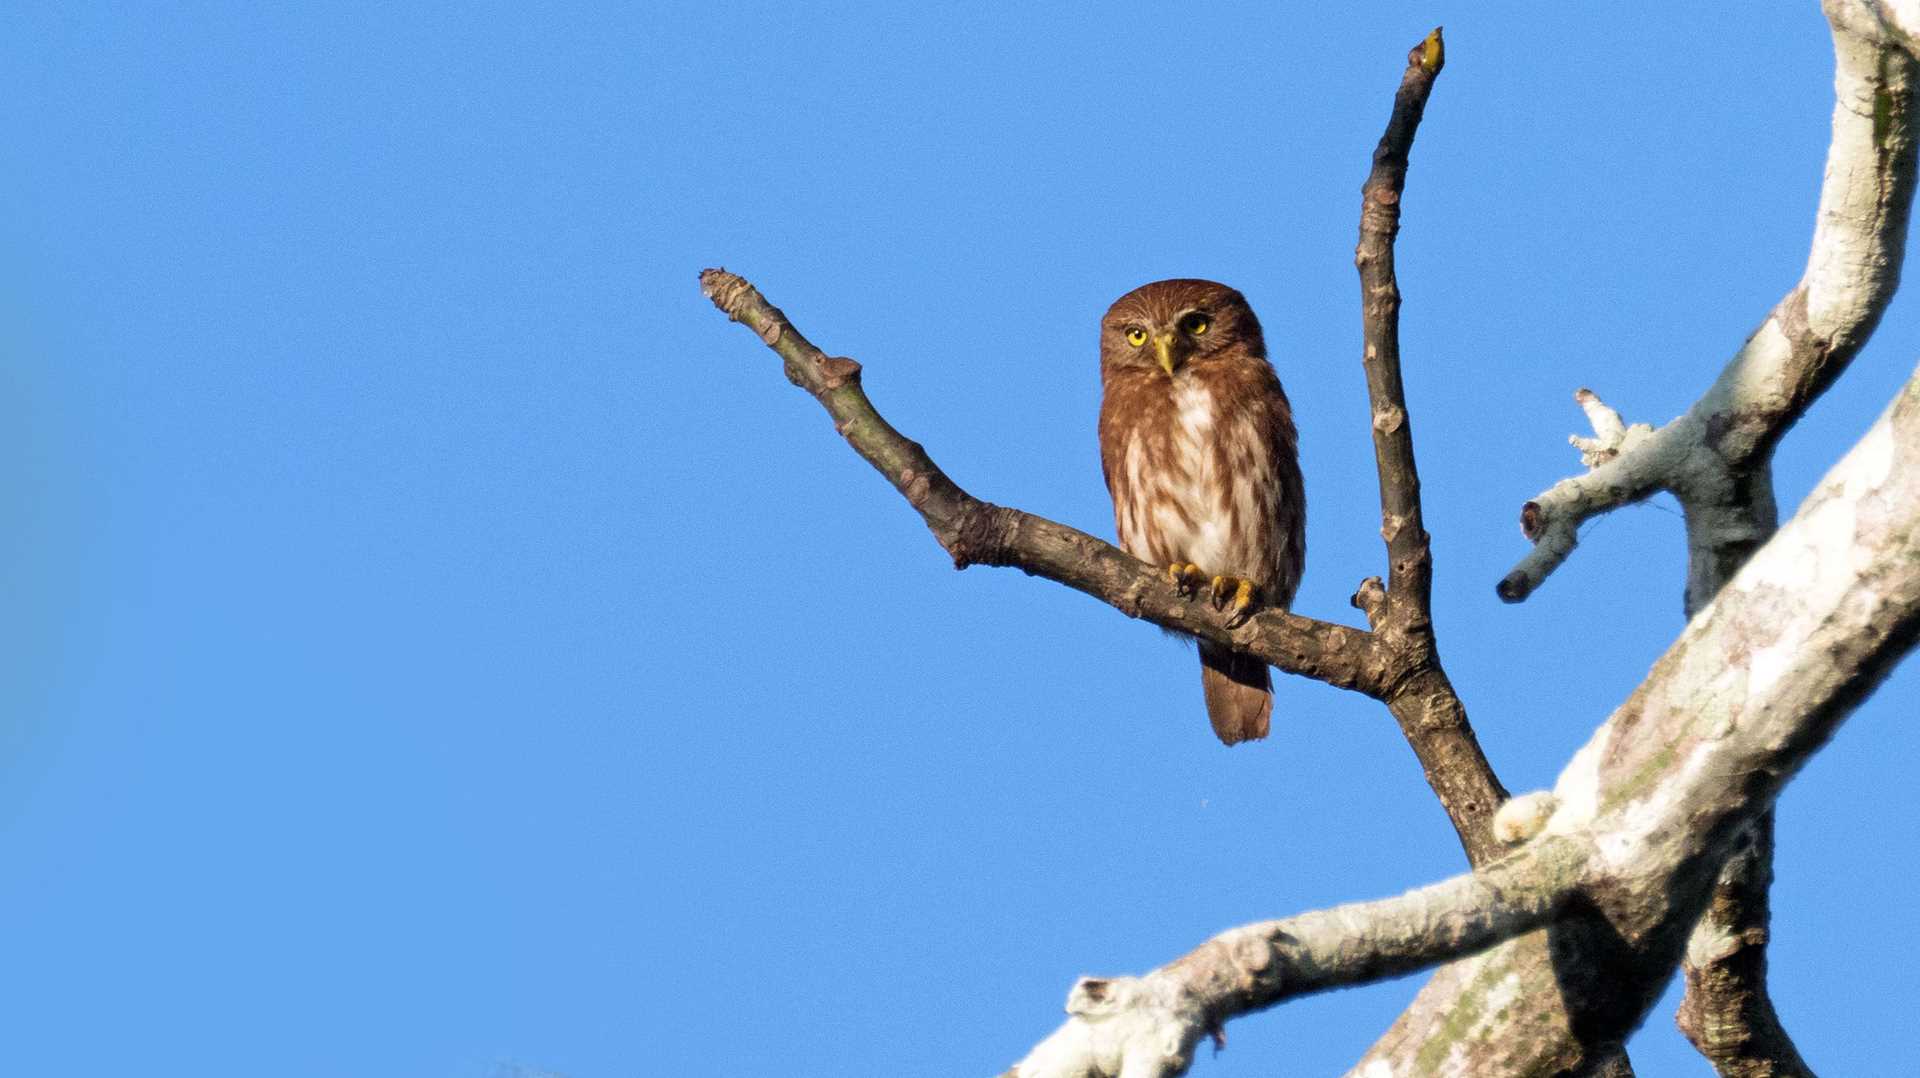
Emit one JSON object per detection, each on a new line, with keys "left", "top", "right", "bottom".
{"left": 1484, "top": 6, "right": 1920, "bottom": 1071}
{"left": 1676, "top": 816, "right": 1815, "bottom": 1078}
{"left": 1484, "top": 4, "right": 1920, "bottom": 1069}
{"left": 701, "top": 8, "right": 1920, "bottom": 1073}
{"left": 1348, "top": 362, "right": 1920, "bottom": 1072}
{"left": 1673, "top": 4, "right": 1920, "bottom": 1062}
{"left": 701, "top": 28, "right": 1513, "bottom": 866}
{"left": 1496, "top": 2, "right": 1919, "bottom": 608}
{"left": 1350, "top": 29, "right": 1510, "bottom": 865}
{"left": 1358, "top": 28, "right": 1444, "bottom": 618}
{"left": 1004, "top": 836, "right": 1592, "bottom": 1078}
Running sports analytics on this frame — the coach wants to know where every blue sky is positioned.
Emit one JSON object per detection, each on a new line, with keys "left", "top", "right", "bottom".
{"left": 3, "top": 3, "right": 1916, "bottom": 1075}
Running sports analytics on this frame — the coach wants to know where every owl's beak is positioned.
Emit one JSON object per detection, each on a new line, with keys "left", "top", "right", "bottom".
{"left": 1153, "top": 334, "right": 1176, "bottom": 376}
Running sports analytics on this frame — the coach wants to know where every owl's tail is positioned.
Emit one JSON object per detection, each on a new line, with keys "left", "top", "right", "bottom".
{"left": 1198, "top": 642, "right": 1272, "bottom": 745}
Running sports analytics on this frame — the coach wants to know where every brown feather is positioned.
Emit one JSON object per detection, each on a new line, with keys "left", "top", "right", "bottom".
{"left": 1200, "top": 642, "right": 1272, "bottom": 745}
{"left": 1096, "top": 279, "right": 1305, "bottom": 745}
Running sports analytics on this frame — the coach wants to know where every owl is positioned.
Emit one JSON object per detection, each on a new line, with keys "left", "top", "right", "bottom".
{"left": 1097, "top": 279, "right": 1305, "bottom": 745}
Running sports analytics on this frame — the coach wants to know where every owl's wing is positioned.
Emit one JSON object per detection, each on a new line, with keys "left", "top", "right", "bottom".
{"left": 1264, "top": 377, "right": 1306, "bottom": 608}
{"left": 1096, "top": 381, "right": 1130, "bottom": 503}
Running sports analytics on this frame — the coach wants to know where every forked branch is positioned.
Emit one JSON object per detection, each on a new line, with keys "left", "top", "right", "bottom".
{"left": 1009, "top": 363, "right": 1920, "bottom": 1078}
{"left": 700, "top": 27, "right": 1506, "bottom": 863}
{"left": 1349, "top": 28, "right": 1509, "bottom": 862}
{"left": 1490, "top": 5, "right": 1920, "bottom": 1072}
{"left": 1497, "top": 4, "right": 1920, "bottom": 607}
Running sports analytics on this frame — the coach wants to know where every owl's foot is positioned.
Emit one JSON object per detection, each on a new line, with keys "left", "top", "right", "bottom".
{"left": 1210, "top": 575, "right": 1258, "bottom": 629}
{"left": 1167, "top": 564, "right": 1258, "bottom": 627}
{"left": 1166, "top": 562, "right": 1208, "bottom": 598}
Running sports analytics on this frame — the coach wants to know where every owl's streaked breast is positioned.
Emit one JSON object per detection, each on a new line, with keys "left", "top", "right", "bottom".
{"left": 1114, "top": 376, "right": 1273, "bottom": 581}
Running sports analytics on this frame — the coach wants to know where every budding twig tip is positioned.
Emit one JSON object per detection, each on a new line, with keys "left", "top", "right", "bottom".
{"left": 1421, "top": 27, "right": 1445, "bottom": 73}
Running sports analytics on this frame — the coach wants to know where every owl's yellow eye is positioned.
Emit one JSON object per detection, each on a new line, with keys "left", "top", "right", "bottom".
{"left": 1125, "top": 328, "right": 1148, "bottom": 347}
{"left": 1181, "top": 313, "right": 1211, "bottom": 336}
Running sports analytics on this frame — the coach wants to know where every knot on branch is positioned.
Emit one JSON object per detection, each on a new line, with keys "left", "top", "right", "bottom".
{"left": 818, "top": 355, "right": 862, "bottom": 390}
{"left": 1493, "top": 791, "right": 1560, "bottom": 845}
{"left": 1519, "top": 500, "right": 1544, "bottom": 541}
{"left": 1350, "top": 576, "right": 1389, "bottom": 628}
{"left": 1494, "top": 568, "right": 1535, "bottom": 603}
{"left": 1008, "top": 974, "right": 1208, "bottom": 1078}
{"left": 947, "top": 500, "right": 1019, "bottom": 570}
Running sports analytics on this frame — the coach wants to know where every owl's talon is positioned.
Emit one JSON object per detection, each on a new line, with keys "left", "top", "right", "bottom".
{"left": 1167, "top": 562, "right": 1207, "bottom": 597}
{"left": 1210, "top": 575, "right": 1258, "bottom": 628}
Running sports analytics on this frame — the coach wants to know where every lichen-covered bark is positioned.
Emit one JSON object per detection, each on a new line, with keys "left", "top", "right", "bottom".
{"left": 1006, "top": 836, "right": 1593, "bottom": 1078}
{"left": 1676, "top": 817, "right": 1814, "bottom": 1078}
{"left": 1349, "top": 368, "right": 1920, "bottom": 1075}
{"left": 1498, "top": 2, "right": 1919, "bottom": 609}
{"left": 1491, "top": 5, "right": 1920, "bottom": 1070}
{"left": 1000, "top": 366, "right": 1920, "bottom": 1078}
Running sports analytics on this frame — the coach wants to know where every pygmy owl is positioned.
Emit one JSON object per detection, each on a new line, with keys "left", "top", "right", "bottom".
{"left": 1097, "top": 279, "right": 1305, "bottom": 745}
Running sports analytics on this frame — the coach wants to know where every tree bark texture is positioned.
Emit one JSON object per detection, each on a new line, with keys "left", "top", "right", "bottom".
{"left": 1495, "top": 5, "right": 1920, "bottom": 1072}
{"left": 1349, "top": 367, "right": 1920, "bottom": 1074}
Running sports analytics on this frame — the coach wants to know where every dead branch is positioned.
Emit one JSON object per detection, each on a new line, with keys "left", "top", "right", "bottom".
{"left": 1490, "top": 5, "right": 1920, "bottom": 1070}
{"left": 1351, "top": 29, "right": 1510, "bottom": 862}
{"left": 1009, "top": 366, "right": 1920, "bottom": 1076}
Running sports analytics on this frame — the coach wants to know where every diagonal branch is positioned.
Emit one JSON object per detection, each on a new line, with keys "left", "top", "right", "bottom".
{"left": 1670, "top": 15, "right": 1919, "bottom": 1071}
{"left": 698, "top": 268, "right": 1397, "bottom": 698}
{"left": 1676, "top": 814, "right": 1814, "bottom": 1078}
{"left": 1005, "top": 836, "right": 1592, "bottom": 1078}
{"left": 701, "top": 9, "right": 1920, "bottom": 1073}
{"left": 1497, "top": 1, "right": 1919, "bottom": 608}
{"left": 1351, "top": 357, "right": 1920, "bottom": 1075}
{"left": 1491, "top": 4, "right": 1920, "bottom": 1071}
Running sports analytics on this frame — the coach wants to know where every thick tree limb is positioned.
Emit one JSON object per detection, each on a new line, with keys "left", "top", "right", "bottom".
{"left": 1486, "top": 6, "right": 1920, "bottom": 1071}
{"left": 1004, "top": 836, "right": 1592, "bottom": 1078}
{"left": 1348, "top": 365, "right": 1920, "bottom": 1075}
{"left": 1489, "top": 4, "right": 1920, "bottom": 1070}
{"left": 701, "top": 9, "right": 1920, "bottom": 1072}
{"left": 1670, "top": 13, "right": 1919, "bottom": 1071}
{"left": 1676, "top": 816, "right": 1814, "bottom": 1078}
{"left": 1006, "top": 366, "right": 1920, "bottom": 1077}
{"left": 1496, "top": 1, "right": 1920, "bottom": 607}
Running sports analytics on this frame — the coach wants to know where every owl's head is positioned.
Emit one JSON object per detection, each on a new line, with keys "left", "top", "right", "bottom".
{"left": 1100, "top": 278, "right": 1265, "bottom": 378}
